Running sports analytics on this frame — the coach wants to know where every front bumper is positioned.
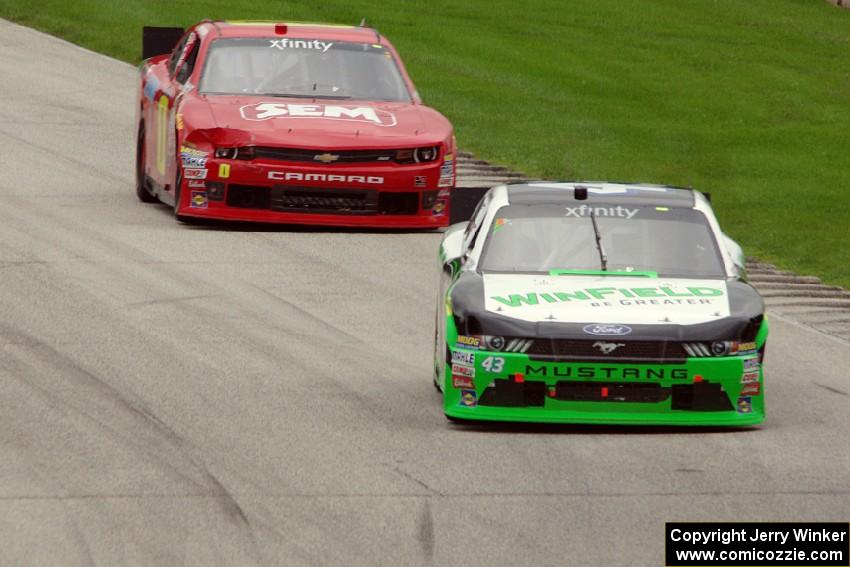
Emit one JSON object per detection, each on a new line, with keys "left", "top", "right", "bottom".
{"left": 443, "top": 348, "right": 765, "bottom": 426}
{"left": 175, "top": 157, "right": 452, "bottom": 228}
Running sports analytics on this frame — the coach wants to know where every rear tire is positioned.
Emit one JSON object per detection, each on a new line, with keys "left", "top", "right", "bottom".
{"left": 135, "top": 123, "right": 158, "bottom": 203}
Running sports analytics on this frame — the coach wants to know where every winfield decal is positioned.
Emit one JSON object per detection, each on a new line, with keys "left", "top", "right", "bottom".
{"left": 267, "top": 171, "right": 384, "bottom": 185}
{"left": 565, "top": 205, "right": 638, "bottom": 219}
{"left": 491, "top": 286, "right": 725, "bottom": 308}
{"left": 240, "top": 103, "right": 397, "bottom": 126}
{"left": 269, "top": 38, "right": 333, "bottom": 52}
{"left": 525, "top": 365, "right": 689, "bottom": 381}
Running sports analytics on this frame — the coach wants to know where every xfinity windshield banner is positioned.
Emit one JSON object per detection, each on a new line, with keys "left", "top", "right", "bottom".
{"left": 665, "top": 522, "right": 849, "bottom": 566}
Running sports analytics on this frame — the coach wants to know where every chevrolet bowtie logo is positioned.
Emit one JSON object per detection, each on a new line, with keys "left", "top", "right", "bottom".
{"left": 314, "top": 153, "right": 340, "bottom": 164}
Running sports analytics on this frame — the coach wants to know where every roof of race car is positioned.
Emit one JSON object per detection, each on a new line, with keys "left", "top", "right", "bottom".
{"left": 197, "top": 20, "right": 385, "bottom": 43}
{"left": 505, "top": 182, "right": 697, "bottom": 208}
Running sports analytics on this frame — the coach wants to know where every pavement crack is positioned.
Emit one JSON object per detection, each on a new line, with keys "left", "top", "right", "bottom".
{"left": 392, "top": 466, "right": 442, "bottom": 496}
{"left": 126, "top": 294, "right": 216, "bottom": 308}
{"left": 417, "top": 499, "right": 435, "bottom": 563}
{"left": 815, "top": 382, "right": 849, "bottom": 397}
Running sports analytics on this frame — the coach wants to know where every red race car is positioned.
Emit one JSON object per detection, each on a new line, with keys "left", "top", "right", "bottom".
{"left": 136, "top": 20, "right": 456, "bottom": 227}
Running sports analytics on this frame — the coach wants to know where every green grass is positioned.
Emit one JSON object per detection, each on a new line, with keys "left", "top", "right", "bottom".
{"left": 2, "top": 0, "right": 849, "bottom": 286}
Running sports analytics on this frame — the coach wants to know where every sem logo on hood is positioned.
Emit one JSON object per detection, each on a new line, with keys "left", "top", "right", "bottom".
{"left": 583, "top": 324, "right": 632, "bottom": 336}
{"left": 240, "top": 103, "right": 397, "bottom": 127}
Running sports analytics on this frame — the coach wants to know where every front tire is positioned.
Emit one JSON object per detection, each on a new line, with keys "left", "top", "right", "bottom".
{"left": 135, "top": 123, "right": 158, "bottom": 203}
{"left": 173, "top": 164, "right": 190, "bottom": 223}
{"left": 433, "top": 329, "right": 446, "bottom": 393}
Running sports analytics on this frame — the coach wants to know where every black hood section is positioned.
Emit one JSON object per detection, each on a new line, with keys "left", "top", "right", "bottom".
{"left": 449, "top": 273, "right": 765, "bottom": 342}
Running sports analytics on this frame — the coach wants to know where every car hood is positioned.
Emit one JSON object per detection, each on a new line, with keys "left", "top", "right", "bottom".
{"left": 450, "top": 273, "right": 765, "bottom": 341}
{"left": 195, "top": 95, "right": 451, "bottom": 149}
{"left": 483, "top": 274, "right": 731, "bottom": 325}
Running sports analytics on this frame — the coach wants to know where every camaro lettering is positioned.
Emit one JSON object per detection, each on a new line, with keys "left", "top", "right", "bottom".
{"left": 240, "top": 103, "right": 397, "bottom": 126}
{"left": 268, "top": 171, "right": 384, "bottom": 185}
{"left": 525, "top": 365, "right": 689, "bottom": 380}
{"left": 491, "top": 286, "right": 724, "bottom": 307}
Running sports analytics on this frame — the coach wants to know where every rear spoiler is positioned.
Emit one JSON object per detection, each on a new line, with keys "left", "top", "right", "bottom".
{"left": 142, "top": 26, "right": 184, "bottom": 60}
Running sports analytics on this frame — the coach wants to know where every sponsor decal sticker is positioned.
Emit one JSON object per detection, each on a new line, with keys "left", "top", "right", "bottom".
{"left": 459, "top": 389, "right": 477, "bottom": 407}
{"left": 583, "top": 324, "right": 632, "bottom": 336}
{"left": 240, "top": 103, "right": 397, "bottom": 127}
{"left": 732, "top": 341, "right": 757, "bottom": 355}
{"left": 432, "top": 200, "right": 446, "bottom": 216}
{"left": 187, "top": 180, "right": 206, "bottom": 188}
{"left": 181, "top": 145, "right": 205, "bottom": 159}
{"left": 219, "top": 164, "right": 231, "bottom": 179}
{"left": 743, "top": 358, "right": 760, "bottom": 370}
{"left": 440, "top": 163, "right": 453, "bottom": 176}
{"left": 190, "top": 191, "right": 208, "bottom": 209}
{"left": 438, "top": 176, "right": 453, "bottom": 188}
{"left": 181, "top": 155, "right": 207, "bottom": 168}
{"left": 452, "top": 375, "right": 475, "bottom": 389}
{"left": 741, "top": 382, "right": 760, "bottom": 396}
{"left": 484, "top": 275, "right": 731, "bottom": 325}
{"left": 451, "top": 364, "right": 475, "bottom": 378}
{"left": 437, "top": 188, "right": 450, "bottom": 198}
{"left": 456, "top": 335, "right": 482, "bottom": 349}
{"left": 184, "top": 168, "right": 207, "bottom": 180}
{"left": 494, "top": 287, "right": 725, "bottom": 309}
{"left": 180, "top": 146, "right": 208, "bottom": 168}
{"left": 268, "top": 171, "right": 383, "bottom": 185}
{"left": 741, "top": 371, "right": 760, "bottom": 383}
{"left": 414, "top": 175, "right": 427, "bottom": 188}
{"left": 143, "top": 73, "right": 159, "bottom": 102}
{"left": 565, "top": 204, "right": 638, "bottom": 219}
{"left": 737, "top": 396, "right": 753, "bottom": 414}
{"left": 451, "top": 350, "right": 475, "bottom": 365}
{"left": 269, "top": 38, "right": 333, "bottom": 52}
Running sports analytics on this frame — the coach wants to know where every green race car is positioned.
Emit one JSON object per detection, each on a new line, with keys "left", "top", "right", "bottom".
{"left": 434, "top": 182, "right": 767, "bottom": 426}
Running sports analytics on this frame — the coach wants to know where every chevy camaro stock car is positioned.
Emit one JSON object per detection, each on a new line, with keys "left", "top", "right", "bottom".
{"left": 135, "top": 20, "right": 456, "bottom": 226}
{"left": 434, "top": 182, "right": 768, "bottom": 426}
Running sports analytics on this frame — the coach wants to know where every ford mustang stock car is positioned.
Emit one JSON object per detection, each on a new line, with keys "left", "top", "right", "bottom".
{"left": 135, "top": 20, "right": 455, "bottom": 226}
{"left": 434, "top": 182, "right": 767, "bottom": 425}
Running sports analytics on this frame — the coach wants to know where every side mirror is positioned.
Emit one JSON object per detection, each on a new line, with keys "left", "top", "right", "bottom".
{"left": 440, "top": 221, "right": 468, "bottom": 269}
{"left": 722, "top": 233, "right": 746, "bottom": 276}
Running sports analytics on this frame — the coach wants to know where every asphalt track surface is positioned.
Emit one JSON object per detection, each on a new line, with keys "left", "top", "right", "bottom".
{"left": 1, "top": 19, "right": 849, "bottom": 567}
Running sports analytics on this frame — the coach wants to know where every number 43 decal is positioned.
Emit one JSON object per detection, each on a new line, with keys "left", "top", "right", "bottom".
{"left": 481, "top": 356, "right": 505, "bottom": 373}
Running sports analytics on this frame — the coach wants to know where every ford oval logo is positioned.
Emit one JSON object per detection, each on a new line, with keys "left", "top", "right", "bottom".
{"left": 583, "top": 324, "right": 632, "bottom": 336}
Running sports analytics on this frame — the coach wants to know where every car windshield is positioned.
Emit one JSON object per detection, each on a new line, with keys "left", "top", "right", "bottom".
{"left": 199, "top": 37, "right": 411, "bottom": 102}
{"left": 478, "top": 204, "right": 726, "bottom": 278}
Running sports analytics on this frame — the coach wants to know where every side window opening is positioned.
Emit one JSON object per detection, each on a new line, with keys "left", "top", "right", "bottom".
{"left": 175, "top": 36, "right": 200, "bottom": 84}
{"left": 463, "top": 192, "right": 492, "bottom": 253}
{"left": 167, "top": 34, "right": 189, "bottom": 77}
